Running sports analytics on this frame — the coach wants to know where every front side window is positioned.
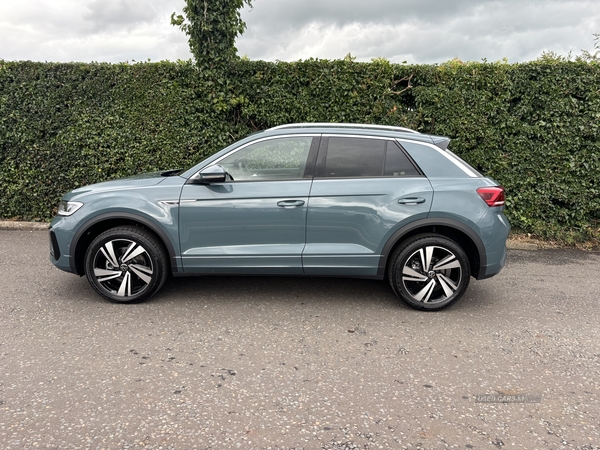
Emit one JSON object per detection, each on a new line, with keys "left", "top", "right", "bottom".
{"left": 218, "top": 136, "right": 313, "bottom": 181}
{"left": 319, "top": 137, "right": 419, "bottom": 178}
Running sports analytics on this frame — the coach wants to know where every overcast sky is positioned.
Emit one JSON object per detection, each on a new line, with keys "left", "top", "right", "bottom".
{"left": 1, "top": 0, "right": 599, "bottom": 64}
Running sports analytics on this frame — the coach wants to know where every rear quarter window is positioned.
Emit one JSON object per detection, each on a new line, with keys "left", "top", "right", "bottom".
{"left": 399, "top": 141, "right": 479, "bottom": 178}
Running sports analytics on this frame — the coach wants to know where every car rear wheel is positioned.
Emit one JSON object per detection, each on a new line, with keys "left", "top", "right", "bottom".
{"left": 84, "top": 226, "right": 168, "bottom": 303}
{"left": 388, "top": 234, "right": 470, "bottom": 311}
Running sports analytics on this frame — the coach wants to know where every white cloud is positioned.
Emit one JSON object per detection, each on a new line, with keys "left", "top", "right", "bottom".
{"left": 0, "top": 0, "right": 191, "bottom": 62}
{"left": 0, "top": 0, "right": 598, "bottom": 63}
{"left": 237, "top": 0, "right": 600, "bottom": 63}
{"left": 83, "top": 0, "right": 158, "bottom": 32}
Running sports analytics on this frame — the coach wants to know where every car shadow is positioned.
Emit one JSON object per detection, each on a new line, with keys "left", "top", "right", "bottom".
{"left": 155, "top": 274, "right": 403, "bottom": 309}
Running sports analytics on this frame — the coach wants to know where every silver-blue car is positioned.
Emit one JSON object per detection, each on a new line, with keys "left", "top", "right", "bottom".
{"left": 50, "top": 123, "right": 509, "bottom": 310}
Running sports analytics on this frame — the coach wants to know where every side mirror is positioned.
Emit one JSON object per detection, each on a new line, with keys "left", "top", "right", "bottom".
{"left": 195, "top": 165, "right": 227, "bottom": 184}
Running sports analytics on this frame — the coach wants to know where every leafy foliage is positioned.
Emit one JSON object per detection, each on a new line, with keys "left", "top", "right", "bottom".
{"left": 0, "top": 59, "right": 599, "bottom": 243}
{"left": 579, "top": 33, "right": 600, "bottom": 62}
{"left": 171, "top": 0, "right": 252, "bottom": 71}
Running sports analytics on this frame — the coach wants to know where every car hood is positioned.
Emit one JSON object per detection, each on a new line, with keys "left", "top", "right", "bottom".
{"left": 63, "top": 171, "right": 174, "bottom": 200}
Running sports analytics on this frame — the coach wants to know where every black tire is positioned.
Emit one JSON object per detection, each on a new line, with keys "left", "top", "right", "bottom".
{"left": 388, "top": 234, "right": 470, "bottom": 311}
{"left": 84, "top": 226, "right": 168, "bottom": 304}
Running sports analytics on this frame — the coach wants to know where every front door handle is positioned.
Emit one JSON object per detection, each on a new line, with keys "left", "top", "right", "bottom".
{"left": 398, "top": 197, "right": 426, "bottom": 205}
{"left": 277, "top": 200, "right": 305, "bottom": 208}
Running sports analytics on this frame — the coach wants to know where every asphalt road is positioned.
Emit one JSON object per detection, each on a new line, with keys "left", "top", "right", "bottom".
{"left": 1, "top": 230, "right": 600, "bottom": 450}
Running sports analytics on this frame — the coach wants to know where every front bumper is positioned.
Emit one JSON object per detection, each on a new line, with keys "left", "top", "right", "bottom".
{"left": 48, "top": 215, "right": 78, "bottom": 273}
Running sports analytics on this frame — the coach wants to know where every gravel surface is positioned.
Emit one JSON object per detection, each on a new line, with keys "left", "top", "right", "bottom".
{"left": 1, "top": 230, "right": 599, "bottom": 449}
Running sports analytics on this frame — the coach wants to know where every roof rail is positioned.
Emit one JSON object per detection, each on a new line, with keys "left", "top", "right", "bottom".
{"left": 269, "top": 123, "right": 420, "bottom": 134}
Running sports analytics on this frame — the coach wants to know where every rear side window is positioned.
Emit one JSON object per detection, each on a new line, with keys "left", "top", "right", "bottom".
{"left": 318, "top": 137, "right": 419, "bottom": 178}
{"left": 384, "top": 142, "right": 420, "bottom": 176}
{"left": 324, "top": 137, "right": 385, "bottom": 177}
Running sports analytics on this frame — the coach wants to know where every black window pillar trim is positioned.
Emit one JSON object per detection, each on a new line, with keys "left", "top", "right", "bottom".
{"left": 302, "top": 135, "right": 322, "bottom": 179}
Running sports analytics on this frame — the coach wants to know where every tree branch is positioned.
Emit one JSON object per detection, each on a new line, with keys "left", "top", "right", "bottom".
{"left": 390, "top": 74, "right": 414, "bottom": 95}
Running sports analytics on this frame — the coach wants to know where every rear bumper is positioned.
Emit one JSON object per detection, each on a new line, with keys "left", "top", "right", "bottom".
{"left": 477, "top": 245, "right": 507, "bottom": 279}
{"left": 475, "top": 209, "right": 510, "bottom": 280}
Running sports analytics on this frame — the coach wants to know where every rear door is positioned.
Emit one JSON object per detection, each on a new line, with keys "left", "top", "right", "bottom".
{"left": 303, "top": 135, "right": 433, "bottom": 276}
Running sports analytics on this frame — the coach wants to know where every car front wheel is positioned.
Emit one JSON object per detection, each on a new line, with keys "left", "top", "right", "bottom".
{"left": 84, "top": 226, "right": 168, "bottom": 303}
{"left": 388, "top": 234, "right": 471, "bottom": 311}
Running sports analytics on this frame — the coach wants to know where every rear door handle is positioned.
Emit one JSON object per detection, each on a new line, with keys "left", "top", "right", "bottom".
{"left": 277, "top": 200, "right": 305, "bottom": 208}
{"left": 398, "top": 197, "right": 426, "bottom": 205}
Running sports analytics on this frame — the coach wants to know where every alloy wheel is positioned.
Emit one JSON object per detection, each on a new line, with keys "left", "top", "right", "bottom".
{"left": 401, "top": 245, "right": 463, "bottom": 304}
{"left": 92, "top": 239, "right": 154, "bottom": 298}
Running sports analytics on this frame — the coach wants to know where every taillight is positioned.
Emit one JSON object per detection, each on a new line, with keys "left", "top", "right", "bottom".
{"left": 477, "top": 186, "right": 505, "bottom": 207}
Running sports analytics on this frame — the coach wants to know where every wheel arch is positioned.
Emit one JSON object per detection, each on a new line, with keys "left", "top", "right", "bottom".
{"left": 70, "top": 213, "right": 179, "bottom": 276}
{"left": 377, "top": 218, "right": 487, "bottom": 280}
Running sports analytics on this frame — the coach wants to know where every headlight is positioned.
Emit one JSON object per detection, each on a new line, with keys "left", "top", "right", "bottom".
{"left": 57, "top": 200, "right": 84, "bottom": 216}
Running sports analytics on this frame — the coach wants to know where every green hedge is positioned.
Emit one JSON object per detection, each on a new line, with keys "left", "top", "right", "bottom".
{"left": 1, "top": 59, "right": 599, "bottom": 242}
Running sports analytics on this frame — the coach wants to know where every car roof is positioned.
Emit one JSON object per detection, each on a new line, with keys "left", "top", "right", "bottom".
{"left": 261, "top": 123, "right": 450, "bottom": 150}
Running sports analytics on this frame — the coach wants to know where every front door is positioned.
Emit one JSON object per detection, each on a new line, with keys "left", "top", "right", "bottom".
{"left": 179, "top": 135, "right": 317, "bottom": 274}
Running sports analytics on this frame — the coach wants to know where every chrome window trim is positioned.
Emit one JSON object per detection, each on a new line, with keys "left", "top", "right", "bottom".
{"left": 312, "top": 176, "right": 425, "bottom": 181}
{"left": 194, "top": 133, "right": 478, "bottom": 180}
